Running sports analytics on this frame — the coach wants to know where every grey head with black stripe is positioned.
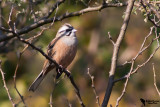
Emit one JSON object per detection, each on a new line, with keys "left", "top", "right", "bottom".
{"left": 56, "top": 23, "right": 77, "bottom": 38}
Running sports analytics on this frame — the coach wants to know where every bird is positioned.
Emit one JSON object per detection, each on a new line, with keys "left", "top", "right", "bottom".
{"left": 28, "top": 23, "right": 78, "bottom": 92}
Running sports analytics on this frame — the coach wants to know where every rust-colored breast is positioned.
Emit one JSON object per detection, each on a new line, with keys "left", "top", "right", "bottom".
{"left": 52, "top": 39, "right": 77, "bottom": 68}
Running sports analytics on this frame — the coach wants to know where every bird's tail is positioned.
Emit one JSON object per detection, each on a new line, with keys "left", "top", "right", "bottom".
{"left": 28, "top": 71, "right": 45, "bottom": 92}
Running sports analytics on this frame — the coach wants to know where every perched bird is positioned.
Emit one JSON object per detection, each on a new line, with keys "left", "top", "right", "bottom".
{"left": 29, "top": 23, "right": 78, "bottom": 92}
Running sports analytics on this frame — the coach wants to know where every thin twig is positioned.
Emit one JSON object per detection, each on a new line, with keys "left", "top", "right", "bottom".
{"left": 8, "top": 5, "right": 13, "bottom": 27}
{"left": 13, "top": 45, "right": 28, "bottom": 106}
{"left": 0, "top": 60, "right": 16, "bottom": 107}
{"left": 63, "top": 70, "right": 85, "bottom": 107}
{"left": 115, "top": 62, "right": 134, "bottom": 107}
{"left": 42, "top": 0, "right": 65, "bottom": 19}
{"left": 87, "top": 68, "right": 100, "bottom": 107}
{"left": 0, "top": 26, "right": 12, "bottom": 32}
{"left": 152, "top": 63, "right": 160, "bottom": 97}
{"left": 108, "top": 32, "right": 115, "bottom": 45}
{"left": 155, "top": 27, "right": 160, "bottom": 46}
{"left": 118, "top": 60, "right": 132, "bottom": 68}
{"left": 49, "top": 75, "right": 65, "bottom": 107}
{"left": 132, "top": 45, "right": 160, "bottom": 74}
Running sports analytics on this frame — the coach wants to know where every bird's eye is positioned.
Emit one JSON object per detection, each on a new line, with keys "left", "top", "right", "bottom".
{"left": 59, "top": 28, "right": 73, "bottom": 36}
{"left": 66, "top": 31, "right": 71, "bottom": 36}
{"left": 66, "top": 28, "right": 72, "bottom": 32}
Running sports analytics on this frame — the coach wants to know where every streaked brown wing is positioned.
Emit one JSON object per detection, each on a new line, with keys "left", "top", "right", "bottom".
{"left": 42, "top": 34, "right": 63, "bottom": 74}
{"left": 47, "top": 38, "right": 57, "bottom": 56}
{"left": 47, "top": 34, "right": 63, "bottom": 56}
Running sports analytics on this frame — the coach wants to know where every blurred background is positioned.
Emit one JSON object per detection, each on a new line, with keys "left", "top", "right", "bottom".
{"left": 0, "top": 0, "right": 160, "bottom": 107}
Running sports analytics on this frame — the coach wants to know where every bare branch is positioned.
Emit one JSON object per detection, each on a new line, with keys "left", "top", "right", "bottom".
{"left": 108, "top": 32, "right": 115, "bottom": 45}
{"left": 132, "top": 45, "right": 160, "bottom": 75}
{"left": 7, "top": 5, "right": 15, "bottom": 31}
{"left": 13, "top": 46, "right": 28, "bottom": 106}
{"left": 64, "top": 70, "right": 85, "bottom": 107}
{"left": 139, "top": 27, "right": 154, "bottom": 51}
{"left": 102, "top": 0, "right": 135, "bottom": 106}
{"left": 42, "top": 0, "right": 65, "bottom": 19}
{"left": 115, "top": 62, "right": 134, "bottom": 107}
{"left": 152, "top": 63, "right": 160, "bottom": 97}
{"left": 155, "top": 27, "right": 160, "bottom": 46}
{"left": 0, "top": 60, "right": 16, "bottom": 107}
{"left": 8, "top": 5, "right": 13, "bottom": 27}
{"left": 118, "top": 60, "right": 132, "bottom": 68}
{"left": 49, "top": 75, "right": 65, "bottom": 107}
{"left": 0, "top": 26, "right": 12, "bottom": 32}
{"left": 87, "top": 68, "right": 100, "bottom": 107}
{"left": 114, "top": 75, "right": 128, "bottom": 83}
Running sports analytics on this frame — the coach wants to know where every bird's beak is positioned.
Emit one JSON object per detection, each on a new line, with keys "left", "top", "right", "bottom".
{"left": 72, "top": 29, "right": 77, "bottom": 32}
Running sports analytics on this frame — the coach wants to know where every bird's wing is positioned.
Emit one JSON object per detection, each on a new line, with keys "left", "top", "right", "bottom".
{"left": 42, "top": 35, "right": 63, "bottom": 73}
{"left": 47, "top": 35, "right": 62, "bottom": 57}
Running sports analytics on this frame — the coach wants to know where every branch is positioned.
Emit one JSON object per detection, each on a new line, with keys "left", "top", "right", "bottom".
{"left": 0, "top": 60, "right": 16, "bottom": 107}
{"left": 152, "top": 63, "right": 160, "bottom": 97}
{"left": 87, "top": 68, "right": 100, "bottom": 107}
{"left": 0, "top": 26, "right": 12, "bottom": 32}
{"left": 13, "top": 46, "right": 28, "bottom": 106}
{"left": 101, "top": 0, "right": 135, "bottom": 106}
{"left": 63, "top": 70, "right": 85, "bottom": 107}
{"left": 108, "top": 32, "right": 115, "bottom": 45}
{"left": 0, "top": 2, "right": 127, "bottom": 43}
{"left": 42, "top": 0, "right": 65, "bottom": 19}
{"left": 49, "top": 75, "right": 65, "bottom": 107}
{"left": 131, "top": 43, "right": 160, "bottom": 75}
{"left": 115, "top": 62, "right": 134, "bottom": 107}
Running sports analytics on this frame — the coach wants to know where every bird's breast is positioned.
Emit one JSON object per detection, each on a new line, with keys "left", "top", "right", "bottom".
{"left": 61, "top": 37, "right": 78, "bottom": 46}
{"left": 52, "top": 37, "right": 78, "bottom": 68}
